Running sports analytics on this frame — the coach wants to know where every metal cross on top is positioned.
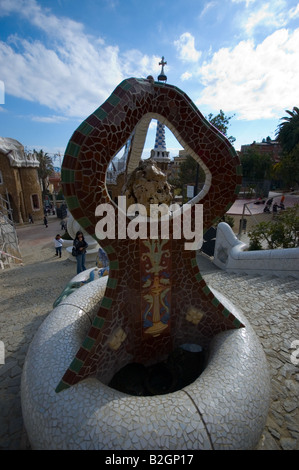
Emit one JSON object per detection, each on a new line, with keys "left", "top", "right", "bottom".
{"left": 158, "top": 56, "right": 167, "bottom": 82}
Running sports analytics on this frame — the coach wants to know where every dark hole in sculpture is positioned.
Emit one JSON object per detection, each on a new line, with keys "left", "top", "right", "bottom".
{"left": 108, "top": 345, "right": 206, "bottom": 396}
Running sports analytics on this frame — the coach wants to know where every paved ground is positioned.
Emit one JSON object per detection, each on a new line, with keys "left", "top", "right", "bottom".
{"left": 227, "top": 191, "right": 299, "bottom": 215}
{"left": 0, "top": 215, "right": 298, "bottom": 450}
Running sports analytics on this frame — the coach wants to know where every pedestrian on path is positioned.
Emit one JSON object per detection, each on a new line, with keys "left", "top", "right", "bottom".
{"left": 28, "top": 213, "right": 34, "bottom": 223}
{"left": 43, "top": 215, "right": 48, "bottom": 228}
{"left": 73, "top": 231, "right": 88, "bottom": 274}
{"left": 54, "top": 234, "right": 64, "bottom": 258}
{"left": 60, "top": 219, "right": 67, "bottom": 231}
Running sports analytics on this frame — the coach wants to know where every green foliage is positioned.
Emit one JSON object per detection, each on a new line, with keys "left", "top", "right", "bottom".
{"left": 248, "top": 205, "right": 299, "bottom": 250}
{"left": 272, "top": 144, "right": 299, "bottom": 187}
{"left": 276, "top": 106, "right": 299, "bottom": 154}
{"left": 240, "top": 146, "right": 273, "bottom": 180}
{"left": 32, "top": 149, "right": 54, "bottom": 197}
{"left": 222, "top": 214, "right": 235, "bottom": 228}
{"left": 172, "top": 155, "right": 205, "bottom": 202}
{"left": 275, "top": 107, "right": 299, "bottom": 187}
{"left": 207, "top": 109, "right": 236, "bottom": 144}
{"left": 171, "top": 110, "right": 236, "bottom": 201}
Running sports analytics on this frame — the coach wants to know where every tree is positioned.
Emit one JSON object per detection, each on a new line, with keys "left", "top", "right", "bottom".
{"left": 171, "top": 110, "right": 236, "bottom": 201}
{"left": 175, "top": 155, "right": 205, "bottom": 202}
{"left": 34, "top": 149, "right": 54, "bottom": 197}
{"left": 276, "top": 106, "right": 299, "bottom": 154}
{"left": 272, "top": 144, "right": 299, "bottom": 187}
{"left": 206, "top": 109, "right": 236, "bottom": 144}
{"left": 240, "top": 146, "right": 273, "bottom": 180}
{"left": 275, "top": 107, "right": 299, "bottom": 187}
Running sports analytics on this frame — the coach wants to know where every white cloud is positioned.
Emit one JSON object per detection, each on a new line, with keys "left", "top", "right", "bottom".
{"left": 0, "top": 0, "right": 158, "bottom": 119}
{"left": 199, "top": 2, "right": 217, "bottom": 18}
{"left": 289, "top": 3, "right": 299, "bottom": 18}
{"left": 231, "top": 0, "right": 256, "bottom": 6}
{"left": 245, "top": 2, "right": 288, "bottom": 34}
{"left": 174, "top": 32, "right": 201, "bottom": 63}
{"left": 0, "top": 79, "right": 4, "bottom": 104}
{"left": 195, "top": 28, "right": 299, "bottom": 120}
{"left": 31, "top": 115, "right": 68, "bottom": 123}
{"left": 181, "top": 71, "right": 192, "bottom": 81}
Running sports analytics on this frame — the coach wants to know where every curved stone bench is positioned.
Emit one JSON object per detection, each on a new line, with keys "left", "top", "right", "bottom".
{"left": 21, "top": 273, "right": 270, "bottom": 450}
{"left": 214, "top": 222, "right": 299, "bottom": 278}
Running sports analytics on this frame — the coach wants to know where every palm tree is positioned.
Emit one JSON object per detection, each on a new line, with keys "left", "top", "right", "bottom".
{"left": 276, "top": 106, "right": 299, "bottom": 154}
{"left": 34, "top": 149, "right": 54, "bottom": 197}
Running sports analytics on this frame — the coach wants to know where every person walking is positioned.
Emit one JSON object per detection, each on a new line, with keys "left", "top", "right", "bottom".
{"left": 43, "top": 215, "right": 48, "bottom": 228}
{"left": 73, "top": 231, "right": 88, "bottom": 274}
{"left": 28, "top": 213, "right": 34, "bottom": 223}
{"left": 54, "top": 234, "right": 64, "bottom": 258}
{"left": 60, "top": 219, "right": 67, "bottom": 231}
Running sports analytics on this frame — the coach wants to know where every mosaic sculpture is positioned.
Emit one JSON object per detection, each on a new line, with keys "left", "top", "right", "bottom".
{"left": 21, "top": 71, "right": 270, "bottom": 449}
{"left": 57, "top": 77, "right": 244, "bottom": 390}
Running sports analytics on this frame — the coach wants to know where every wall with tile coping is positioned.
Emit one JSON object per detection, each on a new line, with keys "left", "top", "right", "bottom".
{"left": 214, "top": 222, "right": 299, "bottom": 278}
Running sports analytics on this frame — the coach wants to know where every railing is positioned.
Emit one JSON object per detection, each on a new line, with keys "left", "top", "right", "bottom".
{"left": 0, "top": 247, "right": 23, "bottom": 269}
{"left": 237, "top": 193, "right": 292, "bottom": 239}
{"left": 0, "top": 192, "right": 23, "bottom": 269}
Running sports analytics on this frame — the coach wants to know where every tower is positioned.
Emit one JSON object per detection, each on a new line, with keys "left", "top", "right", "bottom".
{"left": 150, "top": 57, "right": 170, "bottom": 172}
{"left": 150, "top": 120, "right": 170, "bottom": 172}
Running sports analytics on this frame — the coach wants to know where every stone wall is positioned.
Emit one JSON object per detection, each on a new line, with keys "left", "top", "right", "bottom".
{"left": 0, "top": 149, "right": 43, "bottom": 223}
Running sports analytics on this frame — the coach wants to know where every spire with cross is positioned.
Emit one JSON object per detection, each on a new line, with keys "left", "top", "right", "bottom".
{"left": 158, "top": 56, "right": 167, "bottom": 82}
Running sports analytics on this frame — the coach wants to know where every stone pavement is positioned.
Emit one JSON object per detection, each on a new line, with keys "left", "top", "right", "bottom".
{"left": 0, "top": 216, "right": 298, "bottom": 450}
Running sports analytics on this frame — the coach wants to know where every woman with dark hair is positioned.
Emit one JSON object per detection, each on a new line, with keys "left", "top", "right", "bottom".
{"left": 73, "top": 231, "right": 88, "bottom": 274}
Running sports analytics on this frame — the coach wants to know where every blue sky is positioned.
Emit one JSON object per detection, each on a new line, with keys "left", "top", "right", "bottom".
{"left": 0, "top": 0, "right": 299, "bottom": 167}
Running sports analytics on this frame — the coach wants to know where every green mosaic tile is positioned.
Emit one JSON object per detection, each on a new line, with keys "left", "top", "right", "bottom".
{"left": 69, "top": 357, "right": 83, "bottom": 373}
{"left": 110, "top": 260, "right": 119, "bottom": 270}
{"left": 202, "top": 285, "right": 210, "bottom": 295}
{"left": 82, "top": 336, "right": 96, "bottom": 350}
{"left": 233, "top": 318, "right": 242, "bottom": 328}
{"left": 65, "top": 195, "right": 80, "bottom": 210}
{"left": 55, "top": 381, "right": 70, "bottom": 393}
{"left": 61, "top": 169, "right": 75, "bottom": 183}
{"left": 65, "top": 141, "right": 81, "bottom": 158}
{"left": 119, "top": 80, "right": 133, "bottom": 91}
{"left": 107, "top": 277, "right": 118, "bottom": 289}
{"left": 104, "top": 245, "right": 116, "bottom": 254}
{"left": 212, "top": 297, "right": 220, "bottom": 307}
{"left": 77, "top": 121, "right": 94, "bottom": 136}
{"left": 101, "top": 296, "right": 113, "bottom": 309}
{"left": 195, "top": 272, "right": 203, "bottom": 281}
{"left": 224, "top": 202, "right": 233, "bottom": 212}
{"left": 191, "top": 258, "right": 197, "bottom": 267}
{"left": 77, "top": 216, "right": 93, "bottom": 229}
{"left": 92, "top": 316, "right": 105, "bottom": 329}
{"left": 107, "top": 93, "right": 120, "bottom": 107}
{"left": 222, "top": 308, "right": 230, "bottom": 318}
{"left": 93, "top": 107, "right": 108, "bottom": 120}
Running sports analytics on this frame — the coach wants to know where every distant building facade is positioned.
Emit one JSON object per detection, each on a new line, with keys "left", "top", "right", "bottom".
{"left": 0, "top": 137, "right": 43, "bottom": 223}
{"left": 240, "top": 138, "right": 282, "bottom": 163}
